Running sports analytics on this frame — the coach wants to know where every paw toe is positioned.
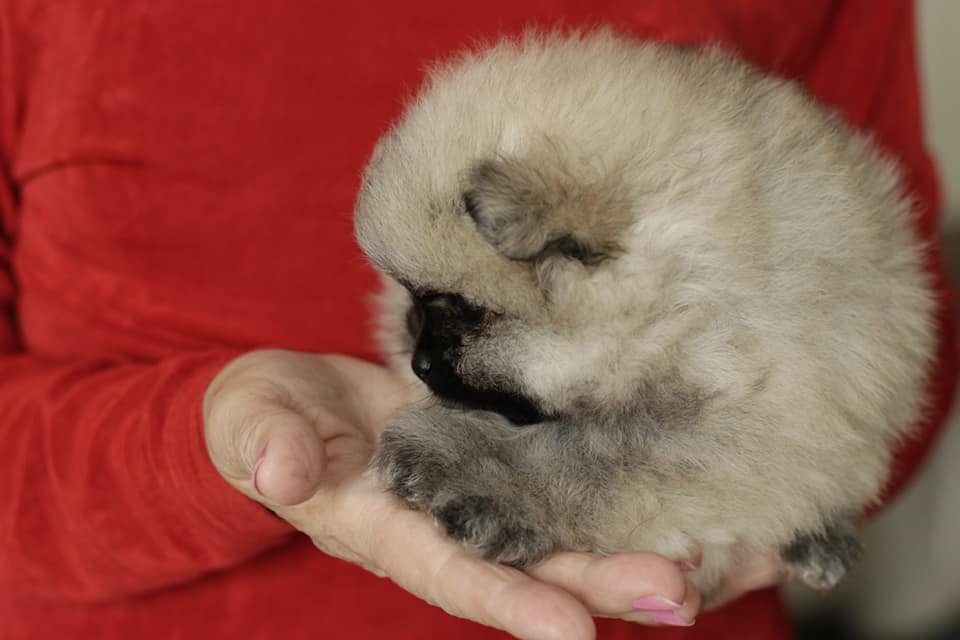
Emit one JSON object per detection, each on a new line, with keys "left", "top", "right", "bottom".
{"left": 782, "top": 523, "right": 863, "bottom": 591}
{"left": 434, "top": 495, "right": 553, "bottom": 568}
{"left": 375, "top": 431, "right": 444, "bottom": 506}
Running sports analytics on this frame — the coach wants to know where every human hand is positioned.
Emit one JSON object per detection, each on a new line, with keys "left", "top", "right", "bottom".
{"left": 203, "top": 349, "right": 699, "bottom": 639}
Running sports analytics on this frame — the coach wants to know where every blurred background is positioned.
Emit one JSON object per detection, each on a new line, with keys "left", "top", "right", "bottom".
{"left": 788, "top": 2, "right": 960, "bottom": 638}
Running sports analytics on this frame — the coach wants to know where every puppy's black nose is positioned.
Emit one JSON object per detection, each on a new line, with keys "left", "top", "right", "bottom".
{"left": 412, "top": 351, "right": 432, "bottom": 381}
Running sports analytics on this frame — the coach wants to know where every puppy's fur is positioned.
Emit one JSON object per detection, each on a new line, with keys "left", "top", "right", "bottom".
{"left": 354, "top": 30, "right": 934, "bottom": 600}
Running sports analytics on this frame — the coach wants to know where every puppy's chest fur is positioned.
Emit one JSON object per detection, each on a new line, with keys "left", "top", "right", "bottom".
{"left": 357, "top": 30, "right": 934, "bottom": 600}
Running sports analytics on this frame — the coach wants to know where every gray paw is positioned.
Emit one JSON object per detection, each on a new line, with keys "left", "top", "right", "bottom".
{"left": 375, "top": 426, "right": 557, "bottom": 568}
{"left": 781, "top": 522, "right": 863, "bottom": 591}
{"left": 433, "top": 494, "right": 557, "bottom": 567}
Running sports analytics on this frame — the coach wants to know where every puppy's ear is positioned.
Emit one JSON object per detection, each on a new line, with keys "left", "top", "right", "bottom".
{"left": 463, "top": 155, "right": 633, "bottom": 265}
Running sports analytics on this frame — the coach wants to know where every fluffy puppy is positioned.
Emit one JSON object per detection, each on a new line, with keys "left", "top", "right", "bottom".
{"left": 353, "top": 30, "right": 934, "bottom": 599}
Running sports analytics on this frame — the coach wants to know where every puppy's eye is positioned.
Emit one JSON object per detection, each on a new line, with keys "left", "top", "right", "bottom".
{"left": 457, "top": 296, "right": 485, "bottom": 324}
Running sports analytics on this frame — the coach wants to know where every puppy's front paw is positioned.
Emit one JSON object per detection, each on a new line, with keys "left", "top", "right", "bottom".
{"left": 374, "top": 426, "right": 447, "bottom": 507}
{"left": 434, "top": 494, "right": 556, "bottom": 567}
{"left": 375, "top": 426, "right": 558, "bottom": 568}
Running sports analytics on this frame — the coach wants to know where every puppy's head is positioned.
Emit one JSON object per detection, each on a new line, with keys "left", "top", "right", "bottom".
{"left": 355, "top": 32, "right": 725, "bottom": 425}
{"left": 359, "top": 147, "right": 636, "bottom": 425}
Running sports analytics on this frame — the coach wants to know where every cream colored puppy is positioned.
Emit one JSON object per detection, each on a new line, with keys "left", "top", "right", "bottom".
{"left": 354, "top": 30, "right": 933, "bottom": 601}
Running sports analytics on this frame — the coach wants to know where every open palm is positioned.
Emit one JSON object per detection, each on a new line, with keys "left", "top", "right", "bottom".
{"left": 204, "top": 350, "right": 701, "bottom": 638}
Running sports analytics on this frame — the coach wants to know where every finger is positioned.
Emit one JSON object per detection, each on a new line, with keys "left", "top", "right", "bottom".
{"left": 427, "top": 556, "right": 597, "bottom": 640}
{"left": 621, "top": 575, "right": 700, "bottom": 626}
{"left": 251, "top": 409, "right": 328, "bottom": 505}
{"left": 322, "top": 476, "right": 597, "bottom": 640}
{"left": 530, "top": 552, "right": 696, "bottom": 626}
{"left": 206, "top": 384, "right": 330, "bottom": 505}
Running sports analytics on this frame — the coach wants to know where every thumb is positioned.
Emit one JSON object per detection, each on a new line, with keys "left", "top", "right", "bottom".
{"left": 249, "top": 409, "right": 327, "bottom": 506}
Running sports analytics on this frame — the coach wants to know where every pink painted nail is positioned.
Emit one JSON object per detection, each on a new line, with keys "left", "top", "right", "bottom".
{"left": 648, "top": 611, "right": 695, "bottom": 627}
{"left": 632, "top": 596, "right": 682, "bottom": 611}
{"left": 677, "top": 560, "right": 698, "bottom": 572}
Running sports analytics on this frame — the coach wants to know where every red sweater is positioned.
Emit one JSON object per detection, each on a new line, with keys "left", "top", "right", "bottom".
{"left": 0, "top": 2, "right": 955, "bottom": 639}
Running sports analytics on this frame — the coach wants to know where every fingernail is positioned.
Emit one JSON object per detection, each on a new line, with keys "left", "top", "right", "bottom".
{"left": 677, "top": 560, "right": 698, "bottom": 572}
{"left": 252, "top": 443, "right": 268, "bottom": 495}
{"left": 647, "top": 611, "right": 695, "bottom": 627}
{"left": 632, "top": 596, "right": 681, "bottom": 611}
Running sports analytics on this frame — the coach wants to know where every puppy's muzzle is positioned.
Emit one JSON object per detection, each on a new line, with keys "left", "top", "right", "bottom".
{"left": 409, "top": 293, "right": 545, "bottom": 425}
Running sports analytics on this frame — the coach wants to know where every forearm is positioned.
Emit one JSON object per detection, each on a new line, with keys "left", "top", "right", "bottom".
{"left": 0, "top": 350, "right": 292, "bottom": 602}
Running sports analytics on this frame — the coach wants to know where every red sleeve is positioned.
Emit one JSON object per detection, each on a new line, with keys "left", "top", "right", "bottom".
{"left": 0, "top": 5, "right": 291, "bottom": 603}
{"left": 0, "top": 349, "right": 293, "bottom": 602}
{"left": 0, "top": 173, "right": 291, "bottom": 602}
